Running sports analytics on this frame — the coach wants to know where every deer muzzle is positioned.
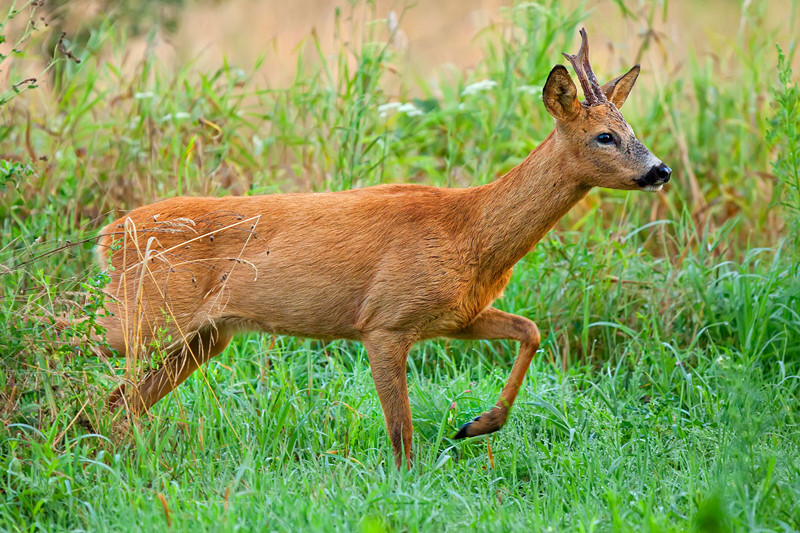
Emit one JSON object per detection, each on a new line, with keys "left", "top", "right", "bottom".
{"left": 636, "top": 162, "right": 671, "bottom": 191}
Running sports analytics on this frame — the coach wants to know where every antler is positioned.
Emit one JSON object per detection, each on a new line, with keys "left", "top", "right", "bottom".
{"left": 562, "top": 28, "right": 607, "bottom": 106}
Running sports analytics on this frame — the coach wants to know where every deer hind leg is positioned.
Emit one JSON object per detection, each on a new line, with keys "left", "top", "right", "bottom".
{"left": 363, "top": 330, "right": 415, "bottom": 469}
{"left": 108, "top": 326, "right": 233, "bottom": 414}
{"left": 449, "top": 306, "right": 540, "bottom": 439}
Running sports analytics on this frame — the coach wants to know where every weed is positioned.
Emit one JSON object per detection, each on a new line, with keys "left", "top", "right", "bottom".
{"left": 769, "top": 45, "right": 800, "bottom": 236}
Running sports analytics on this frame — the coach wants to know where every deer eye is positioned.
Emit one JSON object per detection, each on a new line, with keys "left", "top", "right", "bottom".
{"left": 597, "top": 133, "right": 614, "bottom": 145}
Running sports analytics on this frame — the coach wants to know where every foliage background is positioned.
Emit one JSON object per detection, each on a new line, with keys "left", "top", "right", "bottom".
{"left": 1, "top": 0, "right": 799, "bottom": 530}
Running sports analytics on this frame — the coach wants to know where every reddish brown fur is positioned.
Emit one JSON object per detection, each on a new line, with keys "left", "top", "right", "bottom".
{"left": 81, "top": 30, "right": 666, "bottom": 468}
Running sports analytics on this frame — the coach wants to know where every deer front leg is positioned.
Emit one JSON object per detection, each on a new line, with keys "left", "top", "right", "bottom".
{"left": 449, "top": 307, "right": 540, "bottom": 439}
{"left": 362, "top": 330, "right": 415, "bottom": 469}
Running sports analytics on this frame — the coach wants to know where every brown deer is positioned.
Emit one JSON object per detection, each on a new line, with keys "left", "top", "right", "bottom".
{"left": 78, "top": 29, "right": 670, "bottom": 468}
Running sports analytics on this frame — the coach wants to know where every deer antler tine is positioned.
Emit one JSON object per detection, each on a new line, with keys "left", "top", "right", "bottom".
{"left": 562, "top": 28, "right": 607, "bottom": 106}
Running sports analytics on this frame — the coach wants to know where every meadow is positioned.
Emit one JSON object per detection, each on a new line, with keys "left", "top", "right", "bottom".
{"left": 1, "top": 0, "right": 800, "bottom": 530}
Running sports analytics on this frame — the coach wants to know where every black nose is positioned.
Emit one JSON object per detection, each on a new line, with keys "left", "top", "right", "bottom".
{"left": 655, "top": 163, "right": 671, "bottom": 183}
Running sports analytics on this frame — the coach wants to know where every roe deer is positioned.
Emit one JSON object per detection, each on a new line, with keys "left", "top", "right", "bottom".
{"left": 78, "top": 29, "right": 670, "bottom": 468}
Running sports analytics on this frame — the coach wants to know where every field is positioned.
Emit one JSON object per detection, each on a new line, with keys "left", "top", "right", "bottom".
{"left": 1, "top": 0, "right": 800, "bottom": 531}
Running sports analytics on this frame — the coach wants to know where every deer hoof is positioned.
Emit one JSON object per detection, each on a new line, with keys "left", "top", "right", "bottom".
{"left": 453, "top": 415, "right": 482, "bottom": 439}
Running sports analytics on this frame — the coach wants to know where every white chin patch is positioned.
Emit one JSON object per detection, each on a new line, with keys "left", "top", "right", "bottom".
{"left": 641, "top": 184, "right": 663, "bottom": 192}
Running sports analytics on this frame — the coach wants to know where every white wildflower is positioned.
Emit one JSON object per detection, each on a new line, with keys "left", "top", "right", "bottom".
{"left": 160, "top": 112, "right": 191, "bottom": 122}
{"left": 397, "top": 102, "right": 423, "bottom": 117}
{"left": 517, "top": 84, "right": 542, "bottom": 96}
{"left": 232, "top": 68, "right": 247, "bottom": 81}
{"left": 378, "top": 101, "right": 423, "bottom": 118}
{"left": 387, "top": 11, "right": 399, "bottom": 34}
{"left": 461, "top": 79, "right": 497, "bottom": 96}
{"left": 378, "top": 102, "right": 402, "bottom": 117}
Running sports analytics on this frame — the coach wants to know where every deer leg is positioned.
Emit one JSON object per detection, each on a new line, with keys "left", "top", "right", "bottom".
{"left": 449, "top": 307, "right": 540, "bottom": 439}
{"left": 108, "top": 326, "right": 233, "bottom": 413}
{"left": 362, "top": 330, "right": 415, "bottom": 469}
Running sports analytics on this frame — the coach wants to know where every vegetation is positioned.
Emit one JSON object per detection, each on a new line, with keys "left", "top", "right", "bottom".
{"left": 1, "top": 0, "right": 799, "bottom": 530}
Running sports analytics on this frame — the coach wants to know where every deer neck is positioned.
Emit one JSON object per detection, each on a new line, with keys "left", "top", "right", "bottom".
{"left": 471, "top": 131, "right": 591, "bottom": 276}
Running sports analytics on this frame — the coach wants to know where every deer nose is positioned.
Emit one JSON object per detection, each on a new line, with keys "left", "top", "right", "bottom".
{"left": 654, "top": 163, "right": 671, "bottom": 183}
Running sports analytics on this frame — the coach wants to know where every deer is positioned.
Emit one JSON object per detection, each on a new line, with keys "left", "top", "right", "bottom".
{"left": 73, "top": 28, "right": 670, "bottom": 469}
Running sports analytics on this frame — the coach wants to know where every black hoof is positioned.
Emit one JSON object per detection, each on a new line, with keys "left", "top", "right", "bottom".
{"left": 453, "top": 416, "right": 481, "bottom": 439}
{"left": 454, "top": 422, "right": 471, "bottom": 439}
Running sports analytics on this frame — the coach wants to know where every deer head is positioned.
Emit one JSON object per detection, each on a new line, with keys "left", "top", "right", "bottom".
{"left": 542, "top": 28, "right": 671, "bottom": 191}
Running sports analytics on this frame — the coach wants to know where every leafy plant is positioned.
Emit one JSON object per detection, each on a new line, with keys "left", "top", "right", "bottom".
{"left": 0, "top": 1, "right": 46, "bottom": 107}
{"left": 768, "top": 45, "right": 800, "bottom": 237}
{"left": 0, "top": 158, "right": 33, "bottom": 193}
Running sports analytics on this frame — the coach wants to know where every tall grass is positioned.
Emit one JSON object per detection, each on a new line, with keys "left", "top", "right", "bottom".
{"left": 770, "top": 45, "right": 800, "bottom": 237}
{"left": 1, "top": 0, "right": 800, "bottom": 531}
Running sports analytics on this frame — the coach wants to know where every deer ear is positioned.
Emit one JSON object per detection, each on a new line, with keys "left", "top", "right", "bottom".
{"left": 601, "top": 65, "right": 640, "bottom": 109}
{"left": 543, "top": 65, "right": 581, "bottom": 121}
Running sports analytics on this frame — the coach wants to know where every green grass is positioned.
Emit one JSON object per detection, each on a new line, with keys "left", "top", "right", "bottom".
{"left": 2, "top": 0, "right": 800, "bottom": 531}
